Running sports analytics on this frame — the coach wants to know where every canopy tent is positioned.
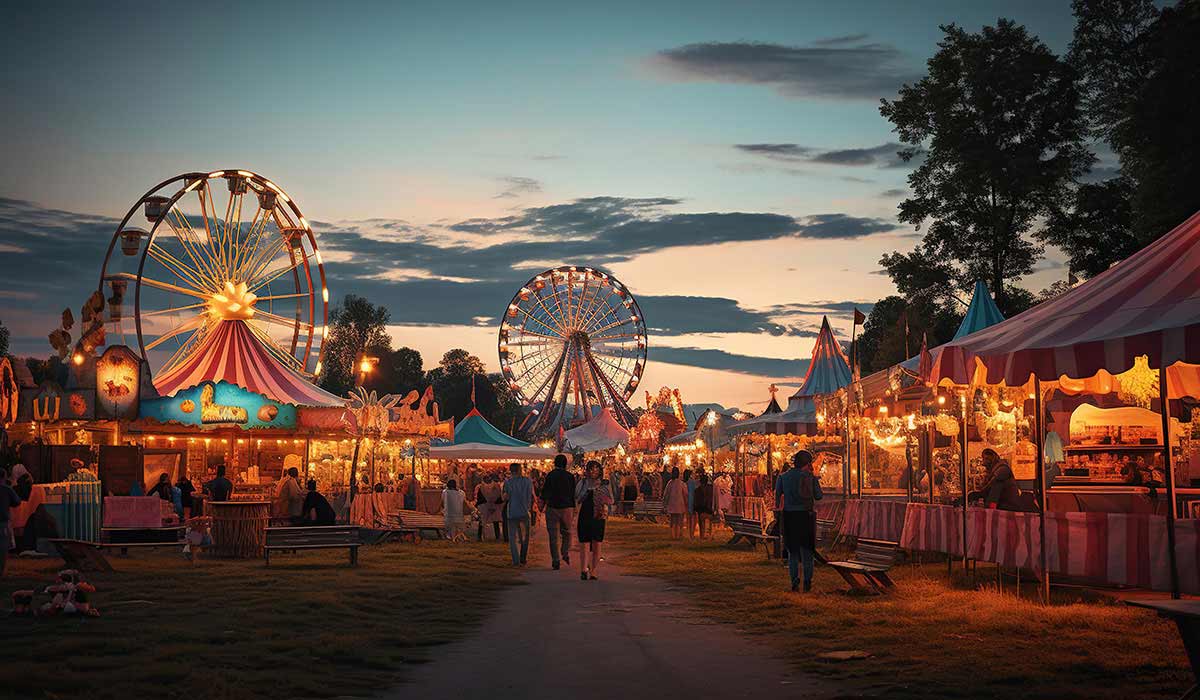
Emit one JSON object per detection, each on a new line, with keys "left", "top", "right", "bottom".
{"left": 952, "top": 280, "right": 1006, "bottom": 341}
{"left": 563, "top": 407, "right": 629, "bottom": 452}
{"left": 152, "top": 319, "right": 345, "bottom": 407}
{"left": 430, "top": 408, "right": 556, "bottom": 460}
{"left": 932, "top": 211, "right": 1200, "bottom": 386}
{"left": 761, "top": 393, "right": 783, "bottom": 415}
{"left": 729, "top": 317, "right": 852, "bottom": 436}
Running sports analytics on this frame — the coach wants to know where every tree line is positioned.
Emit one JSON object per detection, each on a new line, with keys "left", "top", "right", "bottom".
{"left": 859, "top": 0, "right": 1200, "bottom": 373}
{"left": 317, "top": 295, "right": 522, "bottom": 432}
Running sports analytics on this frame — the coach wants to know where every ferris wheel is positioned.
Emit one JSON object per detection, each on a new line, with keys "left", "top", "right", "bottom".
{"left": 99, "top": 170, "right": 328, "bottom": 379}
{"left": 498, "top": 266, "right": 647, "bottom": 436}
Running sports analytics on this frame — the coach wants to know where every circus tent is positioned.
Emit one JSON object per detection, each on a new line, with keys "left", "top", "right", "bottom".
{"left": 563, "top": 407, "right": 629, "bottom": 452}
{"left": 931, "top": 210, "right": 1200, "bottom": 386}
{"left": 430, "top": 408, "right": 556, "bottom": 460}
{"left": 152, "top": 319, "right": 345, "bottom": 407}
{"left": 729, "top": 317, "right": 852, "bottom": 436}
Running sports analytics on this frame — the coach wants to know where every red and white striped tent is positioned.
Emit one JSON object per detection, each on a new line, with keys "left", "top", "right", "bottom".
{"left": 931, "top": 210, "right": 1200, "bottom": 386}
{"left": 153, "top": 319, "right": 345, "bottom": 407}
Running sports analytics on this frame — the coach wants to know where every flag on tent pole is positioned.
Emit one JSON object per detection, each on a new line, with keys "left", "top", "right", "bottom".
{"left": 470, "top": 374, "right": 477, "bottom": 407}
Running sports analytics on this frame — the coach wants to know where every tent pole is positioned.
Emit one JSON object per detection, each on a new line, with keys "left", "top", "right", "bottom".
{"left": 960, "top": 388, "right": 969, "bottom": 572}
{"left": 1034, "top": 377, "right": 1049, "bottom": 605}
{"left": 1159, "top": 364, "right": 1181, "bottom": 600}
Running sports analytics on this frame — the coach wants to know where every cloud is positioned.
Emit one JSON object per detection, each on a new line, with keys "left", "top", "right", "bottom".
{"left": 734, "top": 142, "right": 919, "bottom": 169}
{"left": 494, "top": 176, "right": 543, "bottom": 199}
{"left": 652, "top": 346, "right": 811, "bottom": 378}
{"left": 646, "top": 39, "right": 918, "bottom": 100}
{"left": 880, "top": 188, "right": 906, "bottom": 198}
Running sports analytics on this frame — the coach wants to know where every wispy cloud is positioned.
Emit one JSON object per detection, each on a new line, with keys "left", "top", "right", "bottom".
{"left": 645, "top": 38, "right": 918, "bottom": 100}
{"left": 493, "top": 176, "right": 543, "bottom": 199}
{"left": 734, "top": 142, "right": 920, "bottom": 169}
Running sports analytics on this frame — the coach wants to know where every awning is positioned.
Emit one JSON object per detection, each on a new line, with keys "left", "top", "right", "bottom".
{"left": 931, "top": 210, "right": 1200, "bottom": 385}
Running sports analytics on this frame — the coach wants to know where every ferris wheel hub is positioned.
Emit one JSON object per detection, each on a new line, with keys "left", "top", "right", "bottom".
{"left": 207, "top": 281, "right": 258, "bottom": 321}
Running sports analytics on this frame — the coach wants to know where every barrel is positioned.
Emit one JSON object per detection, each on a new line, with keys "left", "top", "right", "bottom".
{"left": 208, "top": 501, "right": 270, "bottom": 558}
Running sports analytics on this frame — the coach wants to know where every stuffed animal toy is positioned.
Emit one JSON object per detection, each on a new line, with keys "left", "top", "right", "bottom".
{"left": 38, "top": 569, "right": 100, "bottom": 617}
{"left": 11, "top": 590, "right": 34, "bottom": 615}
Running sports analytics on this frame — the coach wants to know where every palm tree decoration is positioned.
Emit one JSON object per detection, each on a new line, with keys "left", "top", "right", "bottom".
{"left": 343, "top": 387, "right": 402, "bottom": 501}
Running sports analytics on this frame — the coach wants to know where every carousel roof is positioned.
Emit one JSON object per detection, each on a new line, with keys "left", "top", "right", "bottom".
{"left": 932, "top": 210, "right": 1200, "bottom": 385}
{"left": 563, "top": 407, "right": 629, "bottom": 452}
{"left": 152, "top": 319, "right": 345, "bottom": 407}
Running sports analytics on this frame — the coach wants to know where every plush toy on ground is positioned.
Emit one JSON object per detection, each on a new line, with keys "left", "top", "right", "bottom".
{"left": 37, "top": 569, "right": 100, "bottom": 617}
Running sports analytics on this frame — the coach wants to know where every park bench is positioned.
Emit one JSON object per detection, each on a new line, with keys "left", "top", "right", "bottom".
{"left": 99, "top": 526, "right": 187, "bottom": 555}
{"left": 725, "top": 515, "right": 777, "bottom": 558}
{"left": 395, "top": 509, "right": 446, "bottom": 540}
{"left": 264, "top": 525, "right": 361, "bottom": 566}
{"left": 826, "top": 538, "right": 901, "bottom": 594}
{"left": 632, "top": 500, "right": 663, "bottom": 523}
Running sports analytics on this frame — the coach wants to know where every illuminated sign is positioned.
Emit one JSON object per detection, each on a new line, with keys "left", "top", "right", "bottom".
{"left": 140, "top": 380, "right": 296, "bottom": 429}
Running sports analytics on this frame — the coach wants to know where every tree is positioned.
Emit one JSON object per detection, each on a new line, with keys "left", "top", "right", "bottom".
{"left": 0, "top": 319, "right": 8, "bottom": 357}
{"left": 1040, "top": 177, "right": 1140, "bottom": 277}
{"left": 369, "top": 347, "right": 425, "bottom": 395}
{"left": 856, "top": 296, "right": 960, "bottom": 373}
{"left": 426, "top": 349, "right": 491, "bottom": 424}
{"left": 318, "top": 295, "right": 392, "bottom": 397}
{"left": 879, "top": 20, "right": 1093, "bottom": 308}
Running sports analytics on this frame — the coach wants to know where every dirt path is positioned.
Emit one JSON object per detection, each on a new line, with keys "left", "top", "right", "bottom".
{"left": 383, "top": 525, "right": 847, "bottom": 700}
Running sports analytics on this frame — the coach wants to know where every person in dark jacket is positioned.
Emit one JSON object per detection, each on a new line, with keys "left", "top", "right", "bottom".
{"left": 540, "top": 454, "right": 576, "bottom": 570}
{"left": 774, "top": 450, "right": 823, "bottom": 593}
{"left": 302, "top": 480, "right": 337, "bottom": 526}
{"left": 968, "top": 449, "right": 1023, "bottom": 511}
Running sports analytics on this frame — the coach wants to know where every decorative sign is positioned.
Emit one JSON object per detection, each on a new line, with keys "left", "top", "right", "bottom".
{"left": 96, "top": 345, "right": 141, "bottom": 419}
{"left": 31, "top": 382, "right": 64, "bottom": 422}
{"left": 389, "top": 386, "right": 454, "bottom": 438}
{"left": 0, "top": 357, "right": 17, "bottom": 424}
{"left": 140, "top": 380, "right": 296, "bottom": 429}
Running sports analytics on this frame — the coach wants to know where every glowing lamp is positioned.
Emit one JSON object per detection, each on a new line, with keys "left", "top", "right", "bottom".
{"left": 72, "top": 352, "right": 84, "bottom": 366}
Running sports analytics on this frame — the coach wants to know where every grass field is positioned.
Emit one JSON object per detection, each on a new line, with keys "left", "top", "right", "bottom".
{"left": 608, "top": 518, "right": 1192, "bottom": 700}
{"left": 0, "top": 540, "right": 522, "bottom": 700}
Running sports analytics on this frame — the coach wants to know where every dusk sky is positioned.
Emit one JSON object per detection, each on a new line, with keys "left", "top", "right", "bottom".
{"left": 0, "top": 1, "right": 1082, "bottom": 412}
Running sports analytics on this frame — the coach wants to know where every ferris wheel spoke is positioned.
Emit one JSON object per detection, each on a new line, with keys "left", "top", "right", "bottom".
{"left": 146, "top": 243, "right": 213, "bottom": 293}
{"left": 252, "top": 308, "right": 306, "bottom": 330}
{"left": 197, "top": 183, "right": 230, "bottom": 282}
{"left": 527, "top": 289, "right": 568, "bottom": 335}
{"left": 140, "top": 301, "right": 208, "bottom": 318}
{"left": 592, "top": 354, "right": 634, "bottom": 381}
{"left": 164, "top": 208, "right": 224, "bottom": 286}
{"left": 577, "top": 287, "right": 612, "bottom": 332}
{"left": 590, "top": 333, "right": 640, "bottom": 343}
{"left": 510, "top": 327, "right": 566, "bottom": 343}
{"left": 248, "top": 256, "right": 305, "bottom": 294}
{"left": 125, "top": 273, "right": 211, "bottom": 300}
{"left": 222, "top": 187, "right": 245, "bottom": 277}
{"left": 230, "top": 204, "right": 268, "bottom": 282}
{"left": 255, "top": 292, "right": 309, "bottom": 302}
{"left": 242, "top": 233, "right": 288, "bottom": 287}
{"left": 145, "top": 314, "right": 207, "bottom": 351}
{"left": 589, "top": 316, "right": 632, "bottom": 337}
{"left": 246, "top": 321, "right": 305, "bottom": 372}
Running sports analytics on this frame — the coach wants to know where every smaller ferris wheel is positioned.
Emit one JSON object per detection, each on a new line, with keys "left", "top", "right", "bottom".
{"left": 498, "top": 266, "right": 647, "bottom": 436}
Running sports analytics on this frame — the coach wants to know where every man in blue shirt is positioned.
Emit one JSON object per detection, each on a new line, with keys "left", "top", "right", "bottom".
{"left": 503, "top": 462, "right": 534, "bottom": 566}
{"left": 774, "top": 450, "right": 823, "bottom": 592}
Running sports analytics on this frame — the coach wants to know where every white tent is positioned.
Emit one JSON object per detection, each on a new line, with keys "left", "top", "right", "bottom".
{"left": 429, "top": 442, "right": 557, "bottom": 460}
{"left": 563, "top": 407, "right": 630, "bottom": 452}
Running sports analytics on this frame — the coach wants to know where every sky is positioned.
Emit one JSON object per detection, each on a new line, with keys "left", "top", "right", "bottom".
{"left": 0, "top": 0, "right": 1084, "bottom": 413}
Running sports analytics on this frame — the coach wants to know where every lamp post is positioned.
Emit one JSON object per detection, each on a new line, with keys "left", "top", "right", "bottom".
{"left": 705, "top": 410, "right": 717, "bottom": 470}
{"left": 357, "top": 354, "right": 379, "bottom": 387}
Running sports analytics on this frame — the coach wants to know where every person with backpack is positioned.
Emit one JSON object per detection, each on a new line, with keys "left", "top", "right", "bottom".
{"left": 774, "top": 450, "right": 823, "bottom": 593}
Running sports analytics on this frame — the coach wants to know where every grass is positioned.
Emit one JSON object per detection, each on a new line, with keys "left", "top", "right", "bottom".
{"left": 607, "top": 518, "right": 1192, "bottom": 700}
{"left": 0, "top": 540, "right": 523, "bottom": 700}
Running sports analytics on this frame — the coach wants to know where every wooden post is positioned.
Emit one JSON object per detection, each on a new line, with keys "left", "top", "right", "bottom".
{"left": 1159, "top": 364, "right": 1181, "bottom": 599}
{"left": 1034, "top": 377, "right": 1050, "bottom": 604}
{"left": 960, "top": 389, "right": 969, "bottom": 572}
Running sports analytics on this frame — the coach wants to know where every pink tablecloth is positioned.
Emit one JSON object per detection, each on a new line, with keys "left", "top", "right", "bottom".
{"left": 349, "top": 492, "right": 404, "bottom": 527}
{"left": 904, "top": 505, "right": 1200, "bottom": 595}
{"left": 103, "top": 496, "right": 163, "bottom": 528}
{"left": 815, "top": 499, "right": 845, "bottom": 523}
{"left": 843, "top": 499, "right": 908, "bottom": 542}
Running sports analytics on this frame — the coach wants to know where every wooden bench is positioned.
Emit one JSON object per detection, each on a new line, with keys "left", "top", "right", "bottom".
{"left": 725, "top": 516, "right": 777, "bottom": 558}
{"left": 100, "top": 526, "right": 187, "bottom": 555}
{"left": 395, "top": 509, "right": 446, "bottom": 540}
{"left": 264, "top": 525, "right": 361, "bottom": 566}
{"left": 48, "top": 539, "right": 115, "bottom": 573}
{"left": 632, "top": 500, "right": 664, "bottom": 523}
{"left": 826, "top": 538, "right": 901, "bottom": 594}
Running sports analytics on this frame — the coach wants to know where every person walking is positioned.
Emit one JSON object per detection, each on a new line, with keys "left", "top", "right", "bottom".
{"left": 774, "top": 450, "right": 823, "bottom": 592}
{"left": 474, "top": 474, "right": 504, "bottom": 541}
{"left": 662, "top": 467, "right": 687, "bottom": 539}
{"left": 575, "top": 461, "right": 614, "bottom": 580}
{"left": 502, "top": 462, "right": 533, "bottom": 566}
{"left": 442, "top": 479, "right": 467, "bottom": 542}
{"left": 540, "top": 454, "right": 576, "bottom": 570}
{"left": 682, "top": 469, "right": 696, "bottom": 539}
{"left": 693, "top": 472, "right": 714, "bottom": 540}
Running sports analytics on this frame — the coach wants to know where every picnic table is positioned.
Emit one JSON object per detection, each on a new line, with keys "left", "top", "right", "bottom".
{"left": 1126, "top": 599, "right": 1200, "bottom": 699}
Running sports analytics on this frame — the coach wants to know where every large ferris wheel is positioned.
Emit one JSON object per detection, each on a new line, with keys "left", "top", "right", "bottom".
{"left": 99, "top": 170, "right": 328, "bottom": 381}
{"left": 498, "top": 266, "right": 647, "bottom": 437}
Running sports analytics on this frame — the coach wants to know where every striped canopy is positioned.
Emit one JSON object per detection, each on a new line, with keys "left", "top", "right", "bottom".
{"left": 932, "top": 210, "right": 1200, "bottom": 386}
{"left": 787, "top": 316, "right": 852, "bottom": 409}
{"left": 152, "top": 320, "right": 345, "bottom": 407}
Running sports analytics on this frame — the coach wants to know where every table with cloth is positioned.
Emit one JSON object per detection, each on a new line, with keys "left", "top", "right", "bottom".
{"left": 843, "top": 498, "right": 909, "bottom": 542}
{"left": 897, "top": 502, "right": 1200, "bottom": 594}
{"left": 102, "top": 496, "right": 163, "bottom": 528}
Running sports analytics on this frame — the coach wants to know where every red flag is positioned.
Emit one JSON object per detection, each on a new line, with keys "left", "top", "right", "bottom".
{"left": 853, "top": 308, "right": 866, "bottom": 326}
{"left": 470, "top": 374, "right": 477, "bottom": 407}
{"left": 918, "top": 332, "right": 933, "bottom": 383}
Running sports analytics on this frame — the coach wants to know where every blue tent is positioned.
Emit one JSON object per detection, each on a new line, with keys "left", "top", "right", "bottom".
{"left": 431, "top": 408, "right": 556, "bottom": 460}
{"left": 953, "top": 280, "right": 1006, "bottom": 340}
{"left": 452, "top": 408, "right": 530, "bottom": 446}
{"left": 786, "top": 316, "right": 853, "bottom": 411}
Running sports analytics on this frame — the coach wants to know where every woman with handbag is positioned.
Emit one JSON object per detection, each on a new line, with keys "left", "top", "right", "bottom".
{"left": 575, "top": 460, "right": 614, "bottom": 581}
